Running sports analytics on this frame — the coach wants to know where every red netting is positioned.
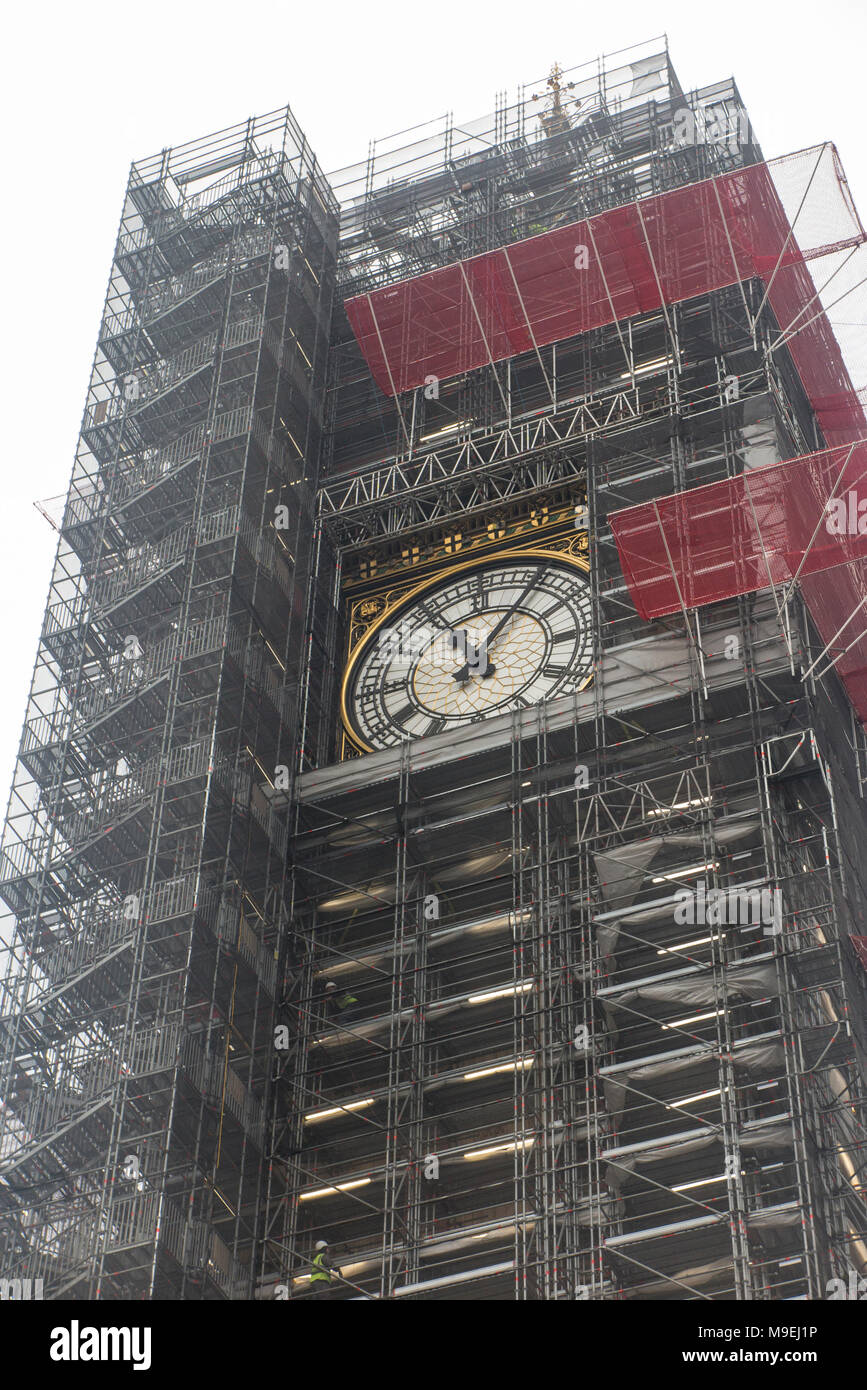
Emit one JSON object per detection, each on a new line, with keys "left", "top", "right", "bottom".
{"left": 761, "top": 253, "right": 865, "bottom": 447}
{"left": 609, "top": 442, "right": 867, "bottom": 720}
{"left": 609, "top": 442, "right": 867, "bottom": 617}
{"left": 800, "top": 564, "right": 867, "bottom": 722}
{"left": 347, "top": 146, "right": 867, "bottom": 724}
{"left": 346, "top": 154, "right": 863, "bottom": 415}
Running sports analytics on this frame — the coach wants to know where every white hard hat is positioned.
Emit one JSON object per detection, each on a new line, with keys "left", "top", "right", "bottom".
{"left": 315, "top": 1240, "right": 328, "bottom": 1250}
{"left": 325, "top": 981, "right": 337, "bottom": 990}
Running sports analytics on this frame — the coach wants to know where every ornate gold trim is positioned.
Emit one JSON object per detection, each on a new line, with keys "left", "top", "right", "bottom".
{"left": 342, "top": 494, "right": 586, "bottom": 594}
{"left": 345, "top": 529, "right": 589, "bottom": 657}
{"left": 340, "top": 545, "right": 592, "bottom": 755}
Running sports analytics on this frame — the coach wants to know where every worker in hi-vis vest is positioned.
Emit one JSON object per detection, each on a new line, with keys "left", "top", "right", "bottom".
{"left": 310, "top": 1240, "right": 340, "bottom": 1296}
{"left": 325, "top": 980, "right": 359, "bottom": 1023}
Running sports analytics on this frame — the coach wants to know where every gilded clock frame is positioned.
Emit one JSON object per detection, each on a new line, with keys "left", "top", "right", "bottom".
{"left": 339, "top": 534, "right": 592, "bottom": 757}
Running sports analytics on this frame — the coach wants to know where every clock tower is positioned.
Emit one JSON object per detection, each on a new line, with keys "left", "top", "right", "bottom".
{"left": 2, "top": 40, "right": 866, "bottom": 1307}
{"left": 270, "top": 46, "right": 867, "bottom": 1303}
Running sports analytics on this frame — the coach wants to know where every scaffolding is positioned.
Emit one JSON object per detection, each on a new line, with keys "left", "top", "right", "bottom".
{"left": 0, "top": 107, "right": 339, "bottom": 1298}
{"left": 265, "top": 673, "right": 867, "bottom": 1299}
{"left": 262, "top": 42, "right": 867, "bottom": 1300}
{"left": 1, "top": 38, "right": 866, "bottom": 1303}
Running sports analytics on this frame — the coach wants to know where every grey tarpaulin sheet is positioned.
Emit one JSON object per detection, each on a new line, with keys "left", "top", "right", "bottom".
{"left": 732, "top": 1040, "right": 785, "bottom": 1071}
{"left": 606, "top": 1130, "right": 718, "bottom": 1188}
{"left": 604, "top": 1038, "right": 785, "bottom": 1115}
{"left": 593, "top": 843, "right": 661, "bottom": 909}
{"left": 748, "top": 1204, "right": 801, "bottom": 1229}
{"left": 623, "top": 1255, "right": 734, "bottom": 1295}
{"left": 604, "top": 1047, "right": 715, "bottom": 1117}
{"left": 574, "top": 1194, "right": 625, "bottom": 1224}
{"left": 608, "top": 962, "right": 777, "bottom": 1011}
{"left": 741, "top": 1121, "right": 794, "bottom": 1152}
{"left": 606, "top": 1118, "right": 794, "bottom": 1188}
{"left": 597, "top": 898, "right": 677, "bottom": 956}
{"left": 594, "top": 819, "right": 760, "bottom": 953}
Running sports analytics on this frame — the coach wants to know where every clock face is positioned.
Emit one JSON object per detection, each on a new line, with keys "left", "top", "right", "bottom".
{"left": 343, "top": 553, "right": 593, "bottom": 751}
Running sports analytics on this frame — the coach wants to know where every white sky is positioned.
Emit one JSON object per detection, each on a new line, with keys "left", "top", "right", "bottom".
{"left": 1, "top": 0, "right": 865, "bottom": 812}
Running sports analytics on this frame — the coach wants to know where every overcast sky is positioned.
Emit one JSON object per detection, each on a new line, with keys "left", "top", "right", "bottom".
{"left": 1, "top": 0, "right": 865, "bottom": 813}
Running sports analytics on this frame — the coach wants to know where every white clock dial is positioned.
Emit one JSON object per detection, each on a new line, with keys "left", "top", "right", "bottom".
{"left": 343, "top": 554, "right": 593, "bottom": 751}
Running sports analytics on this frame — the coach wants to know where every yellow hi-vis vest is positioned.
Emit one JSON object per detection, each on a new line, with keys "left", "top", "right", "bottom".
{"left": 310, "top": 1251, "right": 332, "bottom": 1283}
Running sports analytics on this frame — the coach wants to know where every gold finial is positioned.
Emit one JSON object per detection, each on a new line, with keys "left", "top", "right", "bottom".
{"left": 532, "top": 62, "right": 578, "bottom": 135}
